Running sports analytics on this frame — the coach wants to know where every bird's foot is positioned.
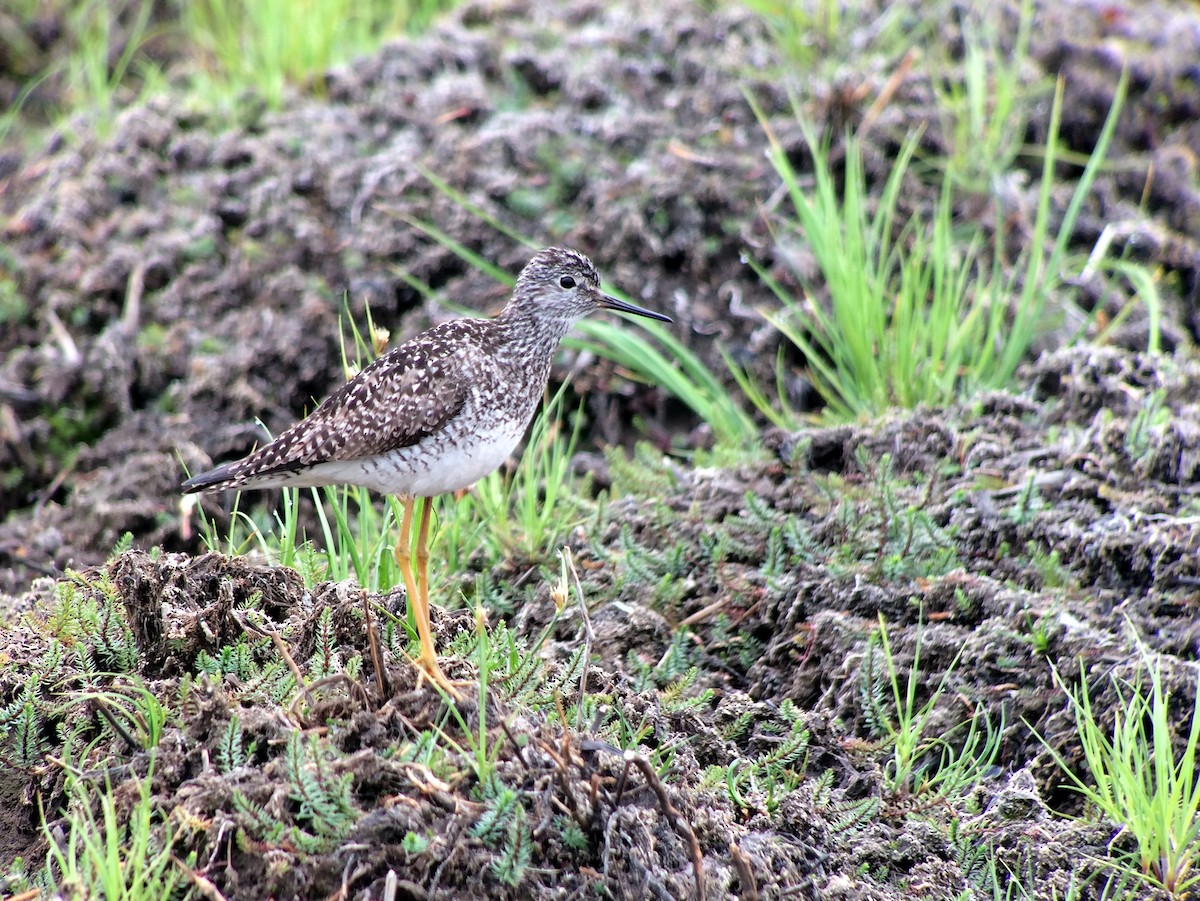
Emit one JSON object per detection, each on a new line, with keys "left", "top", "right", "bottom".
{"left": 413, "top": 653, "right": 467, "bottom": 700}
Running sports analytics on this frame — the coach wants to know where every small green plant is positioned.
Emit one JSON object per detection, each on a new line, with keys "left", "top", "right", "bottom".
{"left": 862, "top": 613, "right": 1000, "bottom": 800}
{"left": 1, "top": 581, "right": 179, "bottom": 775}
{"left": 716, "top": 699, "right": 810, "bottom": 816}
{"left": 604, "top": 705, "right": 686, "bottom": 777}
{"left": 1083, "top": 252, "right": 1164, "bottom": 355}
{"left": 616, "top": 528, "right": 691, "bottom": 613}
{"left": 215, "top": 714, "right": 256, "bottom": 772}
{"left": 1038, "top": 635, "right": 1200, "bottom": 895}
{"left": 43, "top": 761, "right": 188, "bottom": 900}
{"left": 605, "top": 442, "right": 678, "bottom": 499}
{"left": 437, "top": 606, "right": 506, "bottom": 784}
{"left": 1123, "top": 388, "right": 1169, "bottom": 463}
{"left": 1020, "top": 612, "right": 1055, "bottom": 657}
{"left": 283, "top": 731, "right": 358, "bottom": 845}
{"left": 434, "top": 559, "right": 584, "bottom": 774}
{"left": 471, "top": 779, "right": 532, "bottom": 888}
{"left": 556, "top": 815, "right": 589, "bottom": 851}
{"left": 740, "top": 106, "right": 967, "bottom": 420}
{"left": 41, "top": 573, "right": 140, "bottom": 673}
{"left": 308, "top": 486, "right": 403, "bottom": 590}
{"left": 307, "top": 606, "right": 363, "bottom": 679}
{"left": 1027, "top": 541, "right": 1073, "bottom": 590}
{"left": 952, "top": 824, "right": 1037, "bottom": 901}
{"left": 1009, "top": 474, "right": 1044, "bottom": 526}
{"left": 401, "top": 830, "right": 431, "bottom": 854}
{"left": 193, "top": 615, "right": 301, "bottom": 709}
{"left": 0, "top": 70, "right": 50, "bottom": 148}
{"left": 625, "top": 629, "right": 696, "bottom": 694}
{"left": 0, "top": 675, "right": 49, "bottom": 769}
{"left": 707, "top": 613, "right": 764, "bottom": 674}
{"left": 824, "top": 450, "right": 957, "bottom": 580}
{"left": 10, "top": 0, "right": 459, "bottom": 139}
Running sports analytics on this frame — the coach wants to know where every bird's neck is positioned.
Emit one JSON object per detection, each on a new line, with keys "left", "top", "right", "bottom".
{"left": 474, "top": 311, "right": 568, "bottom": 419}
{"left": 493, "top": 308, "right": 575, "bottom": 361}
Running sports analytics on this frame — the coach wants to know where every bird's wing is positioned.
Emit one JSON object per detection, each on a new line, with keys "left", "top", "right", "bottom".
{"left": 217, "top": 323, "right": 473, "bottom": 483}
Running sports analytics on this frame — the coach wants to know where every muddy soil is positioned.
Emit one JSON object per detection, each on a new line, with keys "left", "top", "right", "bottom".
{"left": 2, "top": 0, "right": 1199, "bottom": 898}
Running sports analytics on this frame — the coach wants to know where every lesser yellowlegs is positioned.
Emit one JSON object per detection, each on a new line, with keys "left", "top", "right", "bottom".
{"left": 183, "top": 247, "right": 671, "bottom": 693}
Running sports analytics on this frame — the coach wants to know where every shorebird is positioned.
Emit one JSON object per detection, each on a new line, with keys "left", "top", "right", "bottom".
{"left": 183, "top": 247, "right": 671, "bottom": 694}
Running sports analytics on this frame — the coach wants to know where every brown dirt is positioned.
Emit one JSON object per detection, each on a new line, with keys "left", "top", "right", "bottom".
{"left": 2, "top": 0, "right": 1199, "bottom": 898}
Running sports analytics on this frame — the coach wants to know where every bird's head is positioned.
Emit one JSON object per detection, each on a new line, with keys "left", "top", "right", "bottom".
{"left": 504, "top": 247, "right": 671, "bottom": 328}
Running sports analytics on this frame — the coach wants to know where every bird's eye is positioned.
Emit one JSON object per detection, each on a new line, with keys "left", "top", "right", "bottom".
{"left": 559, "top": 275, "right": 576, "bottom": 289}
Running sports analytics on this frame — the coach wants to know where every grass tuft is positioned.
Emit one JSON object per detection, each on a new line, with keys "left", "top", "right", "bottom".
{"left": 1039, "top": 634, "right": 1200, "bottom": 896}
{"left": 43, "top": 760, "right": 187, "bottom": 900}
{"left": 741, "top": 70, "right": 1139, "bottom": 424}
{"left": 863, "top": 613, "right": 1000, "bottom": 801}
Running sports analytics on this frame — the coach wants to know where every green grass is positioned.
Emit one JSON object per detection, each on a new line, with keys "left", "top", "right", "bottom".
{"left": 182, "top": 0, "right": 452, "bottom": 109}
{"left": 61, "top": 679, "right": 170, "bottom": 752}
{"left": 3, "top": 0, "right": 166, "bottom": 139}
{"left": 739, "top": 70, "right": 1143, "bottom": 424}
{"left": 572, "top": 318, "right": 759, "bottom": 458}
{"left": 4, "top": 0, "right": 458, "bottom": 140}
{"left": 43, "top": 763, "right": 189, "bottom": 901}
{"left": 863, "top": 613, "right": 1000, "bottom": 801}
{"left": 62, "top": 0, "right": 165, "bottom": 136}
{"left": 934, "top": 0, "right": 1038, "bottom": 193}
{"left": 1039, "top": 635, "right": 1200, "bottom": 896}
{"left": 739, "top": 0, "right": 915, "bottom": 75}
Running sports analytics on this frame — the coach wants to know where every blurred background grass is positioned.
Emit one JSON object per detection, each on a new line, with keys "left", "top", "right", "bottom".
{"left": 0, "top": 0, "right": 458, "bottom": 143}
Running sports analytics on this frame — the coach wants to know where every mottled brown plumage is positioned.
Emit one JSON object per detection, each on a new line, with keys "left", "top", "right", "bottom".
{"left": 182, "top": 246, "right": 670, "bottom": 694}
{"left": 183, "top": 248, "right": 668, "bottom": 496}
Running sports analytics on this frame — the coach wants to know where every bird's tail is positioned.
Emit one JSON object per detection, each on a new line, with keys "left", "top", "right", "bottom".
{"left": 181, "top": 461, "right": 246, "bottom": 494}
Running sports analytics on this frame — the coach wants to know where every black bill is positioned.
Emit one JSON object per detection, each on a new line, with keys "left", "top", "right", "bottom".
{"left": 600, "top": 293, "right": 672, "bottom": 323}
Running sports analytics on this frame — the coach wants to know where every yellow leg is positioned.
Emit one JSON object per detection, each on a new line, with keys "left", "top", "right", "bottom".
{"left": 394, "top": 495, "right": 457, "bottom": 697}
{"left": 394, "top": 497, "right": 421, "bottom": 620}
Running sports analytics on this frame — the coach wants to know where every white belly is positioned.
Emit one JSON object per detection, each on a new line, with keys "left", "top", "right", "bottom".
{"left": 293, "top": 415, "right": 528, "bottom": 497}
{"left": 400, "top": 419, "right": 526, "bottom": 495}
